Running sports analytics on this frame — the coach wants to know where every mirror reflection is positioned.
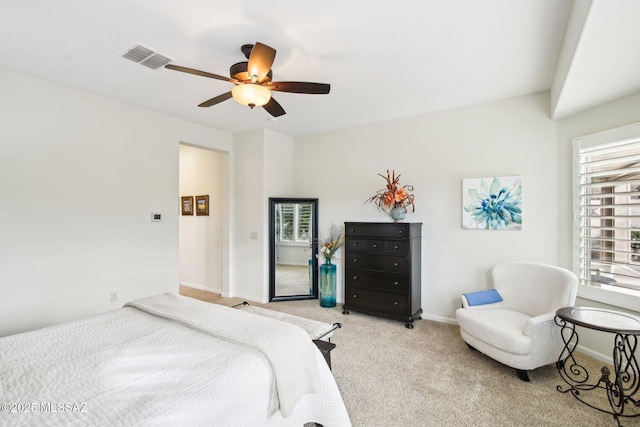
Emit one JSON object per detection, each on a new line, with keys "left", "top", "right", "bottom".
{"left": 269, "top": 198, "right": 318, "bottom": 301}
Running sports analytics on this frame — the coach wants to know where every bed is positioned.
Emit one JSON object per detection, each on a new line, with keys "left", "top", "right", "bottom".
{"left": 0, "top": 293, "right": 351, "bottom": 426}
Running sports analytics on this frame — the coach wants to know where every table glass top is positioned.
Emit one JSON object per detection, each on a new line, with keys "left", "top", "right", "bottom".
{"left": 556, "top": 306, "right": 640, "bottom": 334}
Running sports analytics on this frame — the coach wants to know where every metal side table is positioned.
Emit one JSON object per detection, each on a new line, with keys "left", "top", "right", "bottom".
{"left": 555, "top": 306, "right": 640, "bottom": 426}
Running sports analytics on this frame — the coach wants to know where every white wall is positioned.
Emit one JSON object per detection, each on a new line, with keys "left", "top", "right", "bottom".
{"left": 0, "top": 67, "right": 233, "bottom": 337}
{"left": 294, "top": 93, "right": 559, "bottom": 320}
{"left": 232, "top": 130, "right": 265, "bottom": 302}
{"left": 232, "top": 128, "right": 293, "bottom": 302}
{"left": 179, "top": 145, "right": 228, "bottom": 294}
{"left": 264, "top": 129, "right": 294, "bottom": 197}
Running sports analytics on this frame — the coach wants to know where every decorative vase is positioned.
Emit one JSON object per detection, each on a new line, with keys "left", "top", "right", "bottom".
{"left": 319, "top": 258, "right": 337, "bottom": 307}
{"left": 389, "top": 205, "right": 407, "bottom": 222}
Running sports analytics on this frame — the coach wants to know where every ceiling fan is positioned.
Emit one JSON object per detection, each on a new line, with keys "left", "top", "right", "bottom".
{"left": 165, "top": 42, "right": 330, "bottom": 117}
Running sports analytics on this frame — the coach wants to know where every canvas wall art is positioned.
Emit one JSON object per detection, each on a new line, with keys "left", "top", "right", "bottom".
{"left": 462, "top": 176, "right": 522, "bottom": 230}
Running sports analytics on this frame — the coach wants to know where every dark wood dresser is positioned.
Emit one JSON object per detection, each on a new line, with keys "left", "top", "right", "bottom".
{"left": 342, "top": 222, "right": 422, "bottom": 328}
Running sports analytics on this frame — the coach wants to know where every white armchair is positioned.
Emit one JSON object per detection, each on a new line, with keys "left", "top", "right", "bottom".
{"left": 455, "top": 262, "right": 578, "bottom": 381}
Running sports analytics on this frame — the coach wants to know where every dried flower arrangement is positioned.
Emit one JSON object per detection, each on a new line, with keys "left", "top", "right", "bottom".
{"left": 318, "top": 223, "right": 344, "bottom": 263}
{"left": 366, "top": 169, "right": 415, "bottom": 219}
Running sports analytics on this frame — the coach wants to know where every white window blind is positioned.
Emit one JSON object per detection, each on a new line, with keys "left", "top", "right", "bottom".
{"left": 297, "top": 203, "right": 312, "bottom": 241}
{"left": 276, "top": 203, "right": 313, "bottom": 243}
{"left": 574, "top": 122, "right": 640, "bottom": 297}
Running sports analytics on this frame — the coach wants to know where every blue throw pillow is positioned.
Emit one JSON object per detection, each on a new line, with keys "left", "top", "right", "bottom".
{"left": 463, "top": 289, "right": 503, "bottom": 306}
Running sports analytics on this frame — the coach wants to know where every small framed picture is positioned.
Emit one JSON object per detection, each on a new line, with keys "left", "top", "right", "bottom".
{"left": 181, "top": 196, "right": 193, "bottom": 216}
{"left": 195, "top": 195, "right": 209, "bottom": 216}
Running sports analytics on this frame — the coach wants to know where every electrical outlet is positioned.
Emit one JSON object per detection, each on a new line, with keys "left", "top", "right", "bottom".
{"left": 110, "top": 291, "right": 119, "bottom": 303}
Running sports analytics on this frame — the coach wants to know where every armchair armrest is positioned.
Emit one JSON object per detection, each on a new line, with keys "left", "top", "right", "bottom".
{"left": 523, "top": 311, "right": 556, "bottom": 337}
{"left": 523, "top": 311, "right": 566, "bottom": 367}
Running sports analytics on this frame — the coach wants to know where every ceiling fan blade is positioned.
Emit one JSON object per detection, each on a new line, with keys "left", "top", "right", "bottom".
{"left": 247, "top": 42, "right": 276, "bottom": 82}
{"left": 198, "top": 92, "right": 233, "bottom": 107}
{"left": 268, "top": 81, "right": 330, "bottom": 94}
{"left": 165, "top": 64, "right": 235, "bottom": 83}
{"left": 263, "top": 97, "right": 286, "bottom": 117}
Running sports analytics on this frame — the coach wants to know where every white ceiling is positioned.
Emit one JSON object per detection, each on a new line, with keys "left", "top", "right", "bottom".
{"left": 551, "top": 0, "right": 640, "bottom": 119}
{"left": 0, "top": 0, "right": 638, "bottom": 138}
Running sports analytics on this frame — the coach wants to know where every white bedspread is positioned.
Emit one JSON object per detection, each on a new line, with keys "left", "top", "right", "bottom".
{"left": 125, "top": 292, "right": 319, "bottom": 417}
{"left": 0, "top": 295, "right": 351, "bottom": 427}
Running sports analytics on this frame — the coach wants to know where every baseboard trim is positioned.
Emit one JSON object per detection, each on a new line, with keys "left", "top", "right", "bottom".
{"left": 575, "top": 344, "right": 612, "bottom": 365}
{"left": 421, "top": 313, "right": 457, "bottom": 325}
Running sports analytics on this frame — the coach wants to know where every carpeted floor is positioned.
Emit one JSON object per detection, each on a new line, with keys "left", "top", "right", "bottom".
{"left": 180, "top": 286, "right": 635, "bottom": 427}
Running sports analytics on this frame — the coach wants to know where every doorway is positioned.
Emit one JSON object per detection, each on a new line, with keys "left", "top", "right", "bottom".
{"left": 178, "top": 144, "right": 229, "bottom": 295}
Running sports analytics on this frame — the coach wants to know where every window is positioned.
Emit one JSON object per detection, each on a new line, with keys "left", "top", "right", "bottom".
{"left": 276, "top": 203, "right": 313, "bottom": 243}
{"left": 574, "top": 122, "right": 640, "bottom": 303}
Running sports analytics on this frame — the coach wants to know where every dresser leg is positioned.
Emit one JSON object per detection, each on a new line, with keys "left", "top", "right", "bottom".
{"left": 342, "top": 308, "right": 350, "bottom": 315}
{"left": 405, "top": 321, "right": 414, "bottom": 329}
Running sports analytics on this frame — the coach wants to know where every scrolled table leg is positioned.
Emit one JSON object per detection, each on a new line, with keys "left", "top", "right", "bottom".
{"left": 555, "top": 316, "right": 591, "bottom": 388}
{"left": 607, "top": 334, "right": 640, "bottom": 421}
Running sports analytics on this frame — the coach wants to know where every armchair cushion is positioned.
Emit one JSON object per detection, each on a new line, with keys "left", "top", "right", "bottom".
{"left": 456, "top": 308, "right": 531, "bottom": 355}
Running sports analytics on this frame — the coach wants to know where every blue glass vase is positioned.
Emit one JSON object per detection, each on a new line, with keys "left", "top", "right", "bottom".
{"left": 319, "top": 259, "right": 337, "bottom": 307}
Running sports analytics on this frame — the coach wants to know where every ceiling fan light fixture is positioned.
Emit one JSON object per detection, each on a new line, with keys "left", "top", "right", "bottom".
{"left": 231, "top": 84, "right": 271, "bottom": 108}
{"left": 166, "top": 41, "right": 329, "bottom": 117}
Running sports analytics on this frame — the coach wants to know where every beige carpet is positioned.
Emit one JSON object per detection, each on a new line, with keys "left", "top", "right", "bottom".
{"left": 180, "top": 286, "right": 634, "bottom": 427}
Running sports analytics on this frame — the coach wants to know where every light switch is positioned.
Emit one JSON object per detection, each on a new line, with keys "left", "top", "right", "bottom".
{"left": 151, "top": 212, "right": 162, "bottom": 222}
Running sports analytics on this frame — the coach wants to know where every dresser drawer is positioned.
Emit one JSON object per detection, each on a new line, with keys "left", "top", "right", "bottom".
{"left": 345, "top": 223, "right": 410, "bottom": 239}
{"left": 386, "top": 240, "right": 407, "bottom": 255}
{"left": 347, "top": 238, "right": 385, "bottom": 253}
{"left": 345, "top": 268, "right": 408, "bottom": 293}
{"left": 345, "top": 287, "right": 408, "bottom": 316}
{"left": 345, "top": 253, "right": 408, "bottom": 273}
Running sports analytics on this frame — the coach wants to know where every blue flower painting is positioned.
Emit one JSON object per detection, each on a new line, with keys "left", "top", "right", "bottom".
{"left": 462, "top": 176, "right": 522, "bottom": 230}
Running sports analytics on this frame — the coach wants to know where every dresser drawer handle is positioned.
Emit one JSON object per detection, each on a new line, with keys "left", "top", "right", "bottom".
{"left": 371, "top": 244, "right": 377, "bottom": 248}
{"left": 393, "top": 281, "right": 399, "bottom": 286}
{"left": 393, "top": 301, "right": 399, "bottom": 306}
{"left": 353, "top": 258, "right": 359, "bottom": 263}
{"left": 350, "top": 228, "right": 356, "bottom": 232}
{"left": 394, "top": 245, "right": 400, "bottom": 249}
{"left": 352, "top": 275, "right": 358, "bottom": 280}
{"left": 397, "top": 230, "right": 404, "bottom": 235}
{"left": 353, "top": 294, "right": 358, "bottom": 299}
{"left": 393, "top": 262, "right": 400, "bottom": 267}
{"left": 353, "top": 242, "right": 359, "bottom": 247}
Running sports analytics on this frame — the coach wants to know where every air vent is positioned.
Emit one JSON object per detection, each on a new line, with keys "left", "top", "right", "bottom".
{"left": 121, "top": 44, "right": 171, "bottom": 70}
{"left": 141, "top": 54, "right": 171, "bottom": 69}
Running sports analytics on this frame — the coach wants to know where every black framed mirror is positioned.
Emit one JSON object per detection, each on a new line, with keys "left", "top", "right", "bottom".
{"left": 269, "top": 197, "right": 318, "bottom": 301}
